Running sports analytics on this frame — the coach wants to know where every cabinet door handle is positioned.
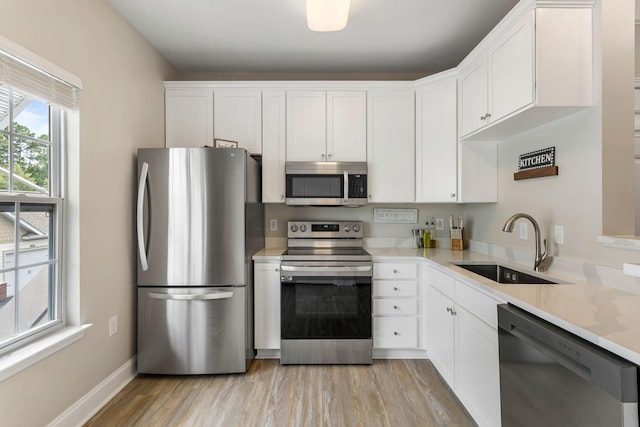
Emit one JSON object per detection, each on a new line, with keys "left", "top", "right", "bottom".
{"left": 446, "top": 307, "right": 452, "bottom": 313}
{"left": 450, "top": 193, "right": 456, "bottom": 199}
{"left": 485, "top": 113, "right": 491, "bottom": 119}
{"left": 321, "top": 154, "right": 326, "bottom": 159}
{"left": 275, "top": 268, "right": 279, "bottom": 272}
{"left": 327, "top": 153, "right": 333, "bottom": 159}
{"left": 281, "top": 194, "right": 285, "bottom": 200}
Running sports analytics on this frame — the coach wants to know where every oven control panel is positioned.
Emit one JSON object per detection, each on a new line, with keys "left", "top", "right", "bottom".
{"left": 288, "top": 221, "right": 363, "bottom": 238}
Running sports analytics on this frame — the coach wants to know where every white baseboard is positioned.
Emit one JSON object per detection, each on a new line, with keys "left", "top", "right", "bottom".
{"left": 48, "top": 357, "right": 137, "bottom": 427}
{"left": 373, "top": 348, "right": 428, "bottom": 359}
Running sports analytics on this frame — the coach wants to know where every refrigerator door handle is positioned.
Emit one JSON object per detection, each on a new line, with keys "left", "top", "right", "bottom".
{"left": 137, "top": 162, "right": 149, "bottom": 271}
{"left": 148, "top": 291, "right": 234, "bottom": 301}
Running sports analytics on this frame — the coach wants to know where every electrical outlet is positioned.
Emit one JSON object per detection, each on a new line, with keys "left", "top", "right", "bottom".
{"left": 554, "top": 225, "right": 564, "bottom": 245}
{"left": 269, "top": 219, "right": 277, "bottom": 231}
{"left": 435, "top": 218, "right": 444, "bottom": 230}
{"left": 519, "top": 223, "right": 528, "bottom": 240}
{"left": 109, "top": 315, "right": 118, "bottom": 337}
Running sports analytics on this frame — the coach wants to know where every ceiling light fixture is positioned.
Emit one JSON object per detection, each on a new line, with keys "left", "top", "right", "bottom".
{"left": 306, "top": 0, "right": 351, "bottom": 32}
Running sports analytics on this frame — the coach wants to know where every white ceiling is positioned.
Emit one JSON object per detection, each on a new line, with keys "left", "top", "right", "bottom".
{"left": 107, "top": 0, "right": 520, "bottom": 75}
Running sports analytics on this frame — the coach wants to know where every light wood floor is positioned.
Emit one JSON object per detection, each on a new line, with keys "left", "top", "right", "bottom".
{"left": 85, "top": 359, "right": 476, "bottom": 427}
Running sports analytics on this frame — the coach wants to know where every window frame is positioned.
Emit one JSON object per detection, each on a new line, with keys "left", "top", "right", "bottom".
{"left": 0, "top": 86, "right": 65, "bottom": 355}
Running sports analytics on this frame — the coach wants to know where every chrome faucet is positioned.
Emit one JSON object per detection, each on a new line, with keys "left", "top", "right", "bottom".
{"left": 502, "top": 213, "right": 551, "bottom": 272}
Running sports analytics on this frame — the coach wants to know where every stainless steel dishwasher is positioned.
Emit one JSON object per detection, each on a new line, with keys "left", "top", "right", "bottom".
{"left": 498, "top": 304, "right": 638, "bottom": 427}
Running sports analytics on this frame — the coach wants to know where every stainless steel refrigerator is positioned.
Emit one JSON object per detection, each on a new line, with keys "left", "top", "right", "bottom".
{"left": 136, "top": 147, "right": 263, "bottom": 375}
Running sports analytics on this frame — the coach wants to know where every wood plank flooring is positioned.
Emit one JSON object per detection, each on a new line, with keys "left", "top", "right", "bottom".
{"left": 84, "top": 359, "right": 476, "bottom": 427}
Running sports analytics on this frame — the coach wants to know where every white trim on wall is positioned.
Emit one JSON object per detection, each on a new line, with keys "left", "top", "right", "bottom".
{"left": 48, "top": 357, "right": 137, "bottom": 427}
{"left": 0, "top": 34, "right": 82, "bottom": 89}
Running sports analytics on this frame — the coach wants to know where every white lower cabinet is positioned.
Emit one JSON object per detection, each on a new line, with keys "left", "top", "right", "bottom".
{"left": 456, "top": 306, "right": 501, "bottom": 427}
{"left": 254, "top": 262, "right": 281, "bottom": 351}
{"left": 372, "top": 261, "right": 422, "bottom": 351}
{"left": 427, "top": 286, "right": 456, "bottom": 385}
{"left": 426, "top": 265, "right": 503, "bottom": 427}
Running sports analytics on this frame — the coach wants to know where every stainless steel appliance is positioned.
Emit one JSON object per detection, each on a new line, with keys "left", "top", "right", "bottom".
{"left": 498, "top": 304, "right": 639, "bottom": 427}
{"left": 280, "top": 221, "right": 372, "bottom": 364}
{"left": 136, "top": 147, "right": 264, "bottom": 375}
{"left": 285, "top": 162, "right": 367, "bottom": 207}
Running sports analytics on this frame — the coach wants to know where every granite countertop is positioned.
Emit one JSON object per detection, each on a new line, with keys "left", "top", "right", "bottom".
{"left": 253, "top": 246, "right": 640, "bottom": 365}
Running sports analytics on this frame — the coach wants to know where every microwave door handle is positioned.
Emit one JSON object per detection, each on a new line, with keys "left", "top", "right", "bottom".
{"left": 344, "top": 171, "right": 349, "bottom": 203}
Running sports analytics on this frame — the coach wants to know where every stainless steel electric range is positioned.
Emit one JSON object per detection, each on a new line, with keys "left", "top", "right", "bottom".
{"left": 279, "top": 221, "right": 372, "bottom": 365}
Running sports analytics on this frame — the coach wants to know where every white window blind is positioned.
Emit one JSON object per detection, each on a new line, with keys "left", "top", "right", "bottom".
{"left": 0, "top": 50, "right": 79, "bottom": 110}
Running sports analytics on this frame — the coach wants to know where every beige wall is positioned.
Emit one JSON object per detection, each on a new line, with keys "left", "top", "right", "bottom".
{"left": 0, "top": 1, "right": 176, "bottom": 425}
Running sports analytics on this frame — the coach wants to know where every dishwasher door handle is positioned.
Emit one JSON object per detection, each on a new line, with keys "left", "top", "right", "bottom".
{"left": 148, "top": 291, "right": 234, "bottom": 301}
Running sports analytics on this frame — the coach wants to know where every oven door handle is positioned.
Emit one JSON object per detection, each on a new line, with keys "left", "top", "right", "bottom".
{"left": 280, "top": 264, "right": 372, "bottom": 276}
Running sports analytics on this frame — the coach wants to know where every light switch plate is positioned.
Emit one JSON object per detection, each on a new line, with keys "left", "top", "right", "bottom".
{"left": 435, "top": 218, "right": 444, "bottom": 230}
{"left": 554, "top": 225, "right": 564, "bottom": 245}
{"left": 269, "top": 219, "right": 277, "bottom": 231}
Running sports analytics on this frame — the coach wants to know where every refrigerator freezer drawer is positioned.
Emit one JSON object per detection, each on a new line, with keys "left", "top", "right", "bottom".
{"left": 138, "top": 286, "right": 250, "bottom": 375}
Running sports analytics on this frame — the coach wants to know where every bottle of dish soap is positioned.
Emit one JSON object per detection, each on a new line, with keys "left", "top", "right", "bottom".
{"left": 423, "top": 221, "right": 431, "bottom": 248}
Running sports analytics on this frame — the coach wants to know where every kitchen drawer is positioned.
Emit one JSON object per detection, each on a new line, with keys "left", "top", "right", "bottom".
{"left": 373, "top": 298, "right": 418, "bottom": 316}
{"left": 373, "top": 317, "right": 418, "bottom": 349}
{"left": 373, "top": 262, "right": 418, "bottom": 280}
{"left": 427, "top": 266, "right": 455, "bottom": 298}
{"left": 455, "top": 281, "right": 500, "bottom": 329}
{"left": 373, "top": 280, "right": 418, "bottom": 297}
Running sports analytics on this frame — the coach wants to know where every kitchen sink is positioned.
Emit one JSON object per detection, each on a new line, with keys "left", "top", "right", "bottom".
{"left": 453, "top": 262, "right": 564, "bottom": 285}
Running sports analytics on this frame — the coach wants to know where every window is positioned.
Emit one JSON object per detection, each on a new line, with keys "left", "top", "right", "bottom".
{"left": 0, "top": 46, "right": 77, "bottom": 355}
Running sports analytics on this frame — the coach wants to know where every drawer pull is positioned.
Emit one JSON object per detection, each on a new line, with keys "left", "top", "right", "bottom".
{"left": 393, "top": 305, "right": 399, "bottom": 310}
{"left": 393, "top": 269, "right": 399, "bottom": 274}
{"left": 393, "top": 287, "right": 398, "bottom": 291}
{"left": 393, "top": 331, "right": 399, "bottom": 336}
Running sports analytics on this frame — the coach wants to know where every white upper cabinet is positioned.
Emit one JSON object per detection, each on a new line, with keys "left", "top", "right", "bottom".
{"left": 286, "top": 91, "right": 326, "bottom": 161}
{"left": 286, "top": 90, "right": 366, "bottom": 162}
{"left": 459, "top": 3, "right": 592, "bottom": 141}
{"left": 367, "top": 90, "right": 415, "bottom": 203}
{"left": 164, "top": 85, "right": 263, "bottom": 154}
{"left": 490, "top": 11, "right": 534, "bottom": 122}
{"left": 327, "top": 91, "right": 367, "bottom": 161}
{"left": 262, "top": 90, "right": 286, "bottom": 203}
{"left": 459, "top": 58, "right": 489, "bottom": 138}
{"left": 415, "top": 74, "right": 458, "bottom": 203}
{"left": 213, "top": 89, "right": 262, "bottom": 154}
{"left": 165, "top": 88, "right": 213, "bottom": 148}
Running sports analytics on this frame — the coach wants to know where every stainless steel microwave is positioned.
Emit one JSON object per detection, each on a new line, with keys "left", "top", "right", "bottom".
{"left": 285, "top": 162, "right": 368, "bottom": 207}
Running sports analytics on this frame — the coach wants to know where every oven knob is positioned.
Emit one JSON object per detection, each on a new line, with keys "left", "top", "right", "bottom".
{"left": 344, "top": 224, "right": 351, "bottom": 232}
{"left": 300, "top": 224, "right": 307, "bottom": 232}
{"left": 352, "top": 224, "right": 361, "bottom": 233}
{"left": 290, "top": 224, "right": 298, "bottom": 232}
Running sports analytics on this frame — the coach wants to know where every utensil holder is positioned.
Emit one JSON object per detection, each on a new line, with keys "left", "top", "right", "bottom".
{"left": 450, "top": 228, "right": 465, "bottom": 251}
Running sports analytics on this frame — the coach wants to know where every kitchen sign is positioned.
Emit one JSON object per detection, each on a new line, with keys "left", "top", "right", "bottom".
{"left": 514, "top": 147, "right": 559, "bottom": 181}
{"left": 518, "top": 147, "right": 555, "bottom": 171}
